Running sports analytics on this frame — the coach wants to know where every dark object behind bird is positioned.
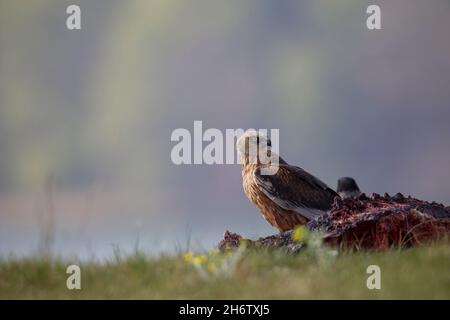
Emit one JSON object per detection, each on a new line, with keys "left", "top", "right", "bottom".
{"left": 337, "top": 177, "right": 361, "bottom": 199}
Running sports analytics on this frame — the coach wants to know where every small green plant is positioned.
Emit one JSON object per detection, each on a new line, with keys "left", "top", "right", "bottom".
{"left": 183, "top": 244, "right": 246, "bottom": 278}
{"left": 292, "top": 226, "right": 338, "bottom": 268}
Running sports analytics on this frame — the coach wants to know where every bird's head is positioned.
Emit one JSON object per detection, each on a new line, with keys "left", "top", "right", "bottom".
{"left": 236, "top": 129, "right": 272, "bottom": 165}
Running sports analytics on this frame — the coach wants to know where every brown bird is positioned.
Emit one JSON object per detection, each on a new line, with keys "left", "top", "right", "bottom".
{"left": 237, "top": 130, "right": 339, "bottom": 232}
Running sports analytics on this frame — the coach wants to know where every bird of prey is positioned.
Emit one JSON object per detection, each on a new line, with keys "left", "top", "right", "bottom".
{"left": 337, "top": 177, "right": 361, "bottom": 199}
{"left": 236, "top": 130, "right": 339, "bottom": 232}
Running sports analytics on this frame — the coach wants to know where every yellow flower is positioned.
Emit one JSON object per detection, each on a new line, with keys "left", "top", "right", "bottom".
{"left": 183, "top": 251, "right": 194, "bottom": 262}
{"left": 193, "top": 255, "right": 207, "bottom": 266}
{"left": 292, "top": 226, "right": 308, "bottom": 242}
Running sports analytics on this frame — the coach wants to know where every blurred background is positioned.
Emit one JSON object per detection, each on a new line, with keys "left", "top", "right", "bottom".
{"left": 1, "top": 0, "right": 449, "bottom": 260}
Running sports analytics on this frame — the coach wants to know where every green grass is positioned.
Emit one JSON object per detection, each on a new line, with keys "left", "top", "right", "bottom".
{"left": 1, "top": 241, "right": 449, "bottom": 299}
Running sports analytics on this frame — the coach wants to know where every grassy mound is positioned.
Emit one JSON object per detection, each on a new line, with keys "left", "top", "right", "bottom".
{"left": 1, "top": 239, "right": 449, "bottom": 299}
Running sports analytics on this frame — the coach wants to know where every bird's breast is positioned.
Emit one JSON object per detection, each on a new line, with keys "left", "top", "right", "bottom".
{"left": 242, "top": 164, "right": 260, "bottom": 203}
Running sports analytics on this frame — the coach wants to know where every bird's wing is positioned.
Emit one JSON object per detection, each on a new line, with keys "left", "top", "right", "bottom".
{"left": 253, "top": 164, "right": 338, "bottom": 220}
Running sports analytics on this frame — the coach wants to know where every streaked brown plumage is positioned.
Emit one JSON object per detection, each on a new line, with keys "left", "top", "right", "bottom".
{"left": 237, "top": 130, "right": 338, "bottom": 232}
